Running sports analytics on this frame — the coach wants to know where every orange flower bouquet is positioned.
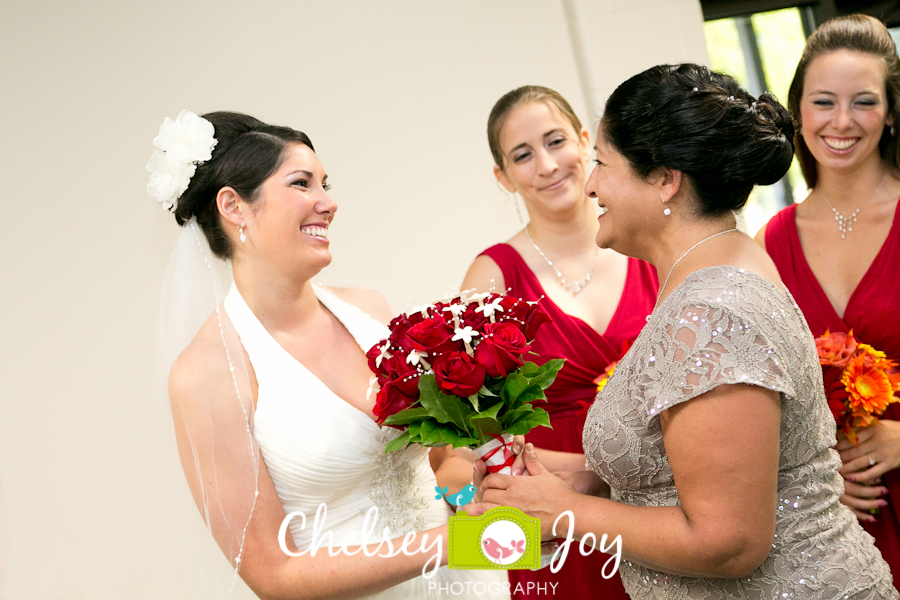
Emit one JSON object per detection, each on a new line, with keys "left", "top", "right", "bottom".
{"left": 817, "top": 330, "right": 900, "bottom": 445}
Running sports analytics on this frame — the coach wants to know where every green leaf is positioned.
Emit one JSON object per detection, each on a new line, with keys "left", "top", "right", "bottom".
{"left": 407, "top": 421, "right": 423, "bottom": 441}
{"left": 469, "top": 402, "right": 504, "bottom": 436}
{"left": 467, "top": 394, "right": 480, "bottom": 411}
{"left": 517, "top": 384, "right": 547, "bottom": 404}
{"left": 524, "top": 359, "right": 565, "bottom": 389}
{"left": 422, "top": 422, "right": 471, "bottom": 446}
{"left": 418, "top": 375, "right": 473, "bottom": 432}
{"left": 384, "top": 431, "right": 411, "bottom": 453}
{"left": 500, "top": 373, "right": 529, "bottom": 405}
{"left": 478, "top": 384, "right": 498, "bottom": 397}
{"left": 382, "top": 407, "right": 430, "bottom": 427}
{"left": 505, "top": 408, "right": 552, "bottom": 435}
{"left": 499, "top": 405, "right": 532, "bottom": 427}
{"left": 518, "top": 362, "right": 541, "bottom": 377}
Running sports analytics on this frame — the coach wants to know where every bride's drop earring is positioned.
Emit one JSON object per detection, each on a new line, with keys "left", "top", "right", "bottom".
{"left": 663, "top": 204, "right": 672, "bottom": 216}
{"left": 239, "top": 222, "right": 246, "bottom": 243}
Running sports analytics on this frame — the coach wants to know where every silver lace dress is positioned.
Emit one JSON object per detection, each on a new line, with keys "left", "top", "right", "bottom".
{"left": 583, "top": 266, "right": 897, "bottom": 599}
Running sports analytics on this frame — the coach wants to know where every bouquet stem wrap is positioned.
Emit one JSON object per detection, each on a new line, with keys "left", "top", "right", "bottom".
{"left": 474, "top": 433, "right": 516, "bottom": 475}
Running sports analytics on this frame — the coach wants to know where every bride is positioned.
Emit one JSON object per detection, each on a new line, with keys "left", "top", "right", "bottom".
{"left": 150, "top": 110, "right": 507, "bottom": 599}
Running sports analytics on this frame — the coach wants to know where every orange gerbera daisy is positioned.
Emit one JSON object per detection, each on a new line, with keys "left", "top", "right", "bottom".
{"left": 842, "top": 354, "right": 896, "bottom": 415}
{"left": 594, "top": 361, "right": 619, "bottom": 392}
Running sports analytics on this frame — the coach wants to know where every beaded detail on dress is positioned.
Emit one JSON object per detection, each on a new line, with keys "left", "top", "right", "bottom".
{"left": 363, "top": 429, "right": 428, "bottom": 536}
{"left": 583, "top": 266, "right": 896, "bottom": 599}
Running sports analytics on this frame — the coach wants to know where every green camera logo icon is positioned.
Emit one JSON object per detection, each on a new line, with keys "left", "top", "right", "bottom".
{"left": 448, "top": 507, "right": 541, "bottom": 570}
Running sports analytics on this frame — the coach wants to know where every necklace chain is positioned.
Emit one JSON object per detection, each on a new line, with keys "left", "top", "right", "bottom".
{"left": 648, "top": 228, "right": 739, "bottom": 322}
{"left": 525, "top": 226, "right": 599, "bottom": 295}
{"left": 818, "top": 173, "right": 886, "bottom": 239}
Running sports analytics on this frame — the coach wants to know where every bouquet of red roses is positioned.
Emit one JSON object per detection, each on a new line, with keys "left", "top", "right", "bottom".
{"left": 816, "top": 330, "right": 900, "bottom": 445}
{"left": 367, "top": 291, "right": 561, "bottom": 473}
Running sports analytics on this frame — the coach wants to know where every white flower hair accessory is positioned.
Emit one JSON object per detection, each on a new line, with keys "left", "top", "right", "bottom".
{"left": 146, "top": 110, "right": 217, "bottom": 211}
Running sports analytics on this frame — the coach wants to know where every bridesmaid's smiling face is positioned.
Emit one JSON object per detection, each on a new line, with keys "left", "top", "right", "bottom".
{"left": 237, "top": 142, "right": 337, "bottom": 275}
{"left": 800, "top": 49, "right": 891, "bottom": 174}
{"left": 494, "top": 101, "right": 591, "bottom": 217}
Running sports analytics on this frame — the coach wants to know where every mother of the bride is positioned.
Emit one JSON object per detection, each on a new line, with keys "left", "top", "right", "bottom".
{"left": 473, "top": 63, "right": 897, "bottom": 599}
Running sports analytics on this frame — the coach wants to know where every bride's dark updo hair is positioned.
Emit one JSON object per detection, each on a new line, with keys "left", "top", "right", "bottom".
{"left": 173, "top": 111, "right": 314, "bottom": 259}
{"left": 601, "top": 63, "right": 794, "bottom": 216}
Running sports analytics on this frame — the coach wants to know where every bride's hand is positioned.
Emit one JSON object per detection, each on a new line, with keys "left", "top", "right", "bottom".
{"left": 469, "top": 435, "right": 527, "bottom": 504}
{"left": 474, "top": 444, "right": 577, "bottom": 539}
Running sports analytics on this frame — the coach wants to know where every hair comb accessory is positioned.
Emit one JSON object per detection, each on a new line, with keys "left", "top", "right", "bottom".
{"left": 147, "top": 110, "right": 218, "bottom": 211}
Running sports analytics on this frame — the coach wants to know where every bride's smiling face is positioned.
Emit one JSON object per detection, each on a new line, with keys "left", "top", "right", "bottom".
{"left": 242, "top": 142, "right": 337, "bottom": 272}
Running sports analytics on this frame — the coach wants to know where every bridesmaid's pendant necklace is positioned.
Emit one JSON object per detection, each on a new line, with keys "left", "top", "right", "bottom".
{"left": 525, "top": 226, "right": 599, "bottom": 295}
{"left": 818, "top": 172, "right": 886, "bottom": 239}
{"left": 647, "top": 228, "right": 739, "bottom": 322}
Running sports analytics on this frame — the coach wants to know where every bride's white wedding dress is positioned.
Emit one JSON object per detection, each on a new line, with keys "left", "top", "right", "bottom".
{"left": 224, "top": 283, "right": 508, "bottom": 599}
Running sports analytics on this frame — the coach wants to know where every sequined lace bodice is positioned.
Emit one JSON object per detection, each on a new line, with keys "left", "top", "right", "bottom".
{"left": 583, "top": 266, "right": 896, "bottom": 599}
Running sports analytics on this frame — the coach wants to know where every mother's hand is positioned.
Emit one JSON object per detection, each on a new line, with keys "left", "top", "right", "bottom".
{"left": 836, "top": 422, "right": 898, "bottom": 521}
{"left": 466, "top": 444, "right": 578, "bottom": 539}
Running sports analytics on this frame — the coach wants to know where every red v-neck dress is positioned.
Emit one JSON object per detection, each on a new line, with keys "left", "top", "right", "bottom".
{"left": 765, "top": 201, "right": 900, "bottom": 588}
{"left": 480, "top": 244, "right": 658, "bottom": 600}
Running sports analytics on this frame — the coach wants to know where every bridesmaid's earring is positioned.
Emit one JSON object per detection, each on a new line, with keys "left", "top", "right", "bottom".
{"left": 513, "top": 194, "right": 525, "bottom": 225}
{"left": 498, "top": 180, "right": 525, "bottom": 225}
{"left": 239, "top": 223, "right": 246, "bottom": 243}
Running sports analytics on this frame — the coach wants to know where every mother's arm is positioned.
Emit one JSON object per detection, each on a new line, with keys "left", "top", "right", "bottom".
{"left": 169, "top": 325, "right": 447, "bottom": 600}
{"left": 479, "top": 382, "right": 780, "bottom": 579}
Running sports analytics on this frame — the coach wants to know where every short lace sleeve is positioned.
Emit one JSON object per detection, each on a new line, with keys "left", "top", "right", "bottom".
{"left": 636, "top": 285, "right": 796, "bottom": 428}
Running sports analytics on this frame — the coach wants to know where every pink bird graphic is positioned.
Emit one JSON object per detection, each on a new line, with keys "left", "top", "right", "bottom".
{"left": 482, "top": 537, "right": 525, "bottom": 562}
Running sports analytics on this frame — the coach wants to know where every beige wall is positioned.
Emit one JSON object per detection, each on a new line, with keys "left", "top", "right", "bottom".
{"left": 0, "top": 1, "right": 706, "bottom": 597}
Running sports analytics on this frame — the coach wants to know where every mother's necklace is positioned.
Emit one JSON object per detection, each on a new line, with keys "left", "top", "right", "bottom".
{"left": 818, "top": 172, "right": 887, "bottom": 239}
{"left": 525, "top": 226, "right": 599, "bottom": 295}
{"left": 648, "top": 228, "right": 739, "bottom": 321}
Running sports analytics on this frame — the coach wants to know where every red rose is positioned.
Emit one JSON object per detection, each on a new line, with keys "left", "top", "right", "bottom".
{"left": 460, "top": 302, "right": 489, "bottom": 331}
{"left": 474, "top": 322, "right": 529, "bottom": 377}
{"left": 497, "top": 297, "right": 551, "bottom": 340}
{"left": 381, "top": 352, "right": 421, "bottom": 396}
{"left": 821, "top": 365, "right": 850, "bottom": 404}
{"left": 523, "top": 303, "right": 552, "bottom": 340}
{"left": 388, "top": 313, "right": 425, "bottom": 353}
{"left": 373, "top": 381, "right": 417, "bottom": 427}
{"left": 827, "top": 398, "right": 847, "bottom": 424}
{"left": 821, "top": 364, "right": 850, "bottom": 428}
{"left": 407, "top": 316, "right": 462, "bottom": 359}
{"left": 366, "top": 341, "right": 391, "bottom": 379}
{"left": 434, "top": 351, "right": 487, "bottom": 397}
{"left": 816, "top": 330, "right": 857, "bottom": 368}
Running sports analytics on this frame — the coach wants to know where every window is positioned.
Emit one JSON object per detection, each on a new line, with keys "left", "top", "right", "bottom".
{"left": 704, "top": 7, "right": 809, "bottom": 235}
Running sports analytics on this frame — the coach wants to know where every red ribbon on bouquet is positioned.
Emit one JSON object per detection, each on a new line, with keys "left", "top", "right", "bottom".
{"left": 480, "top": 434, "right": 516, "bottom": 474}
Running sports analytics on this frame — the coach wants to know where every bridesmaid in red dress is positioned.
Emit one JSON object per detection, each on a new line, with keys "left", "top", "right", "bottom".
{"left": 758, "top": 15, "right": 900, "bottom": 587}
{"left": 463, "top": 86, "right": 657, "bottom": 600}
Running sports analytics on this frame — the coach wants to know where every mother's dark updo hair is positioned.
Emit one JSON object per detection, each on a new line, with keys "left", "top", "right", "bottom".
{"left": 173, "top": 111, "right": 314, "bottom": 260}
{"left": 602, "top": 63, "right": 794, "bottom": 216}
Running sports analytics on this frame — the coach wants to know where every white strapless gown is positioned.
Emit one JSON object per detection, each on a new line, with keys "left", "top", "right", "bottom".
{"left": 224, "top": 284, "right": 508, "bottom": 599}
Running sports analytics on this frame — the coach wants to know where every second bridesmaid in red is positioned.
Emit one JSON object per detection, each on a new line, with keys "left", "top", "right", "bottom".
{"left": 758, "top": 15, "right": 900, "bottom": 589}
{"left": 463, "top": 86, "right": 657, "bottom": 600}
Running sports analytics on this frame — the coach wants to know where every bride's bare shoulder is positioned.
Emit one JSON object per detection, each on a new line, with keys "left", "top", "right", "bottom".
{"left": 168, "top": 311, "right": 236, "bottom": 405}
{"left": 327, "top": 286, "right": 394, "bottom": 325}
